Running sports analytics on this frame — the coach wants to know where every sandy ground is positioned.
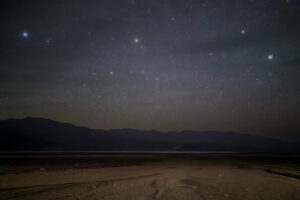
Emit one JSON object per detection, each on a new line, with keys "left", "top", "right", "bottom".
{"left": 0, "top": 156, "right": 300, "bottom": 200}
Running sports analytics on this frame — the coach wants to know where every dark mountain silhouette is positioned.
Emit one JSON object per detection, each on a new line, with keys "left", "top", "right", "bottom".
{"left": 0, "top": 117, "right": 299, "bottom": 152}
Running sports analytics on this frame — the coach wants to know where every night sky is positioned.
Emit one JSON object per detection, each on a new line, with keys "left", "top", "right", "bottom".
{"left": 0, "top": 0, "right": 299, "bottom": 140}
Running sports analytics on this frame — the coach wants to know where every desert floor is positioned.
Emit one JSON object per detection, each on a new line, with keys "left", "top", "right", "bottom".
{"left": 0, "top": 154, "right": 299, "bottom": 200}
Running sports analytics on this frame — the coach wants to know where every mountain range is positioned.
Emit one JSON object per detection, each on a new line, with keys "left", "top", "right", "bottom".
{"left": 0, "top": 117, "right": 299, "bottom": 152}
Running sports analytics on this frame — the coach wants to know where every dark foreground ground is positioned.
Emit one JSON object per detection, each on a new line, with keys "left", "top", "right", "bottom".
{"left": 0, "top": 153, "right": 299, "bottom": 200}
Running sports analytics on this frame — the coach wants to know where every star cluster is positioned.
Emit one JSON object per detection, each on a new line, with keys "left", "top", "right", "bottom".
{"left": 0, "top": 0, "right": 299, "bottom": 140}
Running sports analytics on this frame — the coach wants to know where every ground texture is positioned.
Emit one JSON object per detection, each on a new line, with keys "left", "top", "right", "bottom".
{"left": 0, "top": 155, "right": 299, "bottom": 200}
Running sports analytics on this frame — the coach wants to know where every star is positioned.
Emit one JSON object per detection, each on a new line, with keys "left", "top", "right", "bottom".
{"left": 267, "top": 54, "right": 274, "bottom": 60}
{"left": 133, "top": 38, "right": 139, "bottom": 44}
{"left": 22, "top": 32, "right": 28, "bottom": 37}
{"left": 241, "top": 30, "right": 246, "bottom": 35}
{"left": 45, "top": 38, "right": 53, "bottom": 44}
{"left": 110, "top": 71, "right": 114, "bottom": 75}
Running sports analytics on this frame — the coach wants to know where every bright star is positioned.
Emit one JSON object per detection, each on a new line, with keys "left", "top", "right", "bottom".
{"left": 22, "top": 32, "right": 28, "bottom": 37}
{"left": 133, "top": 38, "right": 139, "bottom": 44}
{"left": 241, "top": 30, "right": 246, "bottom": 34}
{"left": 110, "top": 71, "right": 114, "bottom": 75}
{"left": 267, "top": 54, "right": 274, "bottom": 60}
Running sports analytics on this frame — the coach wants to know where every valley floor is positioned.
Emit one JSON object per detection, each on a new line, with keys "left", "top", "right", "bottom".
{"left": 0, "top": 154, "right": 299, "bottom": 200}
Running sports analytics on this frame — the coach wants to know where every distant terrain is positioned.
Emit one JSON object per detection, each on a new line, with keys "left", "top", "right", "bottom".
{"left": 0, "top": 117, "right": 299, "bottom": 152}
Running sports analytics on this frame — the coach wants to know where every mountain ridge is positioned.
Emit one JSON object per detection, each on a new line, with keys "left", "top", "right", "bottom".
{"left": 0, "top": 117, "right": 299, "bottom": 152}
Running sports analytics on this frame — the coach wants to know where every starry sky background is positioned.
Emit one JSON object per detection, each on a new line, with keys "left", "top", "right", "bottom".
{"left": 0, "top": 0, "right": 299, "bottom": 141}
